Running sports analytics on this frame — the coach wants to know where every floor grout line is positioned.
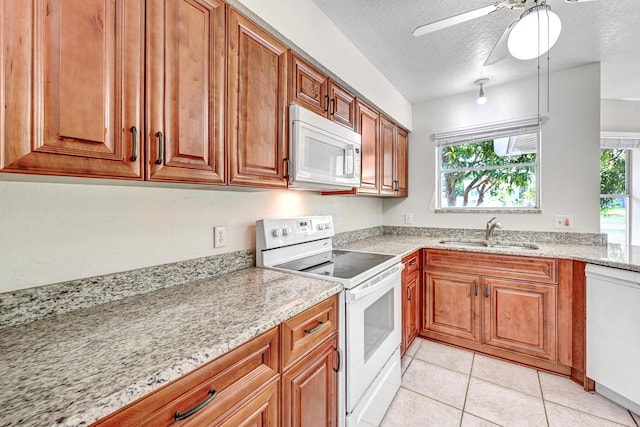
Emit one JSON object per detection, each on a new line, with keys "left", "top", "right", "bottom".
{"left": 538, "top": 370, "right": 551, "bottom": 427}
{"left": 458, "top": 352, "right": 474, "bottom": 427}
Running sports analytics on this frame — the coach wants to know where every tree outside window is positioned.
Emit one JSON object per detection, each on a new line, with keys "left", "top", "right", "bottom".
{"left": 438, "top": 134, "right": 539, "bottom": 209}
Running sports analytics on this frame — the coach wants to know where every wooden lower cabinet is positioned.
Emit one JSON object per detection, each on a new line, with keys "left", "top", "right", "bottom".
{"left": 92, "top": 327, "right": 280, "bottom": 426}
{"left": 93, "top": 295, "right": 340, "bottom": 426}
{"left": 423, "top": 270, "right": 480, "bottom": 343}
{"left": 421, "top": 249, "right": 566, "bottom": 373}
{"left": 483, "top": 277, "right": 557, "bottom": 361}
{"left": 401, "top": 251, "right": 421, "bottom": 355}
{"left": 282, "top": 334, "right": 338, "bottom": 427}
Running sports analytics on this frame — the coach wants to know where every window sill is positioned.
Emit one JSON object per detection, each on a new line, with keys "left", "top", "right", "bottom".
{"left": 435, "top": 208, "right": 542, "bottom": 214}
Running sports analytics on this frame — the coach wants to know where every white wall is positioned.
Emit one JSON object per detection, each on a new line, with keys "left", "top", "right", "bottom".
{"left": 233, "top": 0, "right": 412, "bottom": 130}
{"left": 0, "top": 179, "right": 382, "bottom": 292}
{"left": 383, "top": 63, "right": 602, "bottom": 233}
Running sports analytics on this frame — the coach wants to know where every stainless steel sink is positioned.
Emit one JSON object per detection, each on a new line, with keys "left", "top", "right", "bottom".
{"left": 438, "top": 239, "right": 538, "bottom": 250}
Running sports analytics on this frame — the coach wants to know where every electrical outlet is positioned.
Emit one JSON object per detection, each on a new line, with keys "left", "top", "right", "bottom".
{"left": 404, "top": 213, "right": 413, "bottom": 225}
{"left": 554, "top": 215, "right": 573, "bottom": 229}
{"left": 214, "top": 226, "right": 226, "bottom": 248}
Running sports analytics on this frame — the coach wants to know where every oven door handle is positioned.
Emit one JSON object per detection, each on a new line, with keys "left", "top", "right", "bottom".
{"left": 346, "top": 264, "right": 403, "bottom": 303}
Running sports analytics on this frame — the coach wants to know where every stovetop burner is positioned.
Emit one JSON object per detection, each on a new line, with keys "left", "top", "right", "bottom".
{"left": 275, "top": 250, "right": 396, "bottom": 280}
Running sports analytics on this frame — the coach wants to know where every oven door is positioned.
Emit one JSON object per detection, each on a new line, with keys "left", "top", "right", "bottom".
{"left": 345, "top": 263, "right": 402, "bottom": 412}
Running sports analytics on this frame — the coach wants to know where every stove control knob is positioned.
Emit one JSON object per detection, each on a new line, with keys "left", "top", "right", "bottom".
{"left": 272, "top": 228, "right": 283, "bottom": 237}
{"left": 317, "top": 223, "right": 326, "bottom": 230}
{"left": 325, "top": 223, "right": 332, "bottom": 230}
{"left": 283, "top": 226, "right": 292, "bottom": 236}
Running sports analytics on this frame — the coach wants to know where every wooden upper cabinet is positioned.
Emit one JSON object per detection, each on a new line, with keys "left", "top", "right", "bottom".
{"left": 289, "top": 53, "right": 356, "bottom": 130}
{"left": 146, "top": 0, "right": 226, "bottom": 184}
{"left": 355, "top": 101, "right": 380, "bottom": 194}
{"left": 290, "top": 53, "right": 328, "bottom": 117}
{"left": 379, "top": 117, "right": 396, "bottom": 195}
{"left": 227, "top": 7, "right": 289, "bottom": 188}
{"left": 379, "top": 116, "right": 409, "bottom": 197}
{"left": 1, "top": 0, "right": 144, "bottom": 179}
{"left": 395, "top": 128, "right": 409, "bottom": 197}
{"left": 328, "top": 81, "right": 356, "bottom": 130}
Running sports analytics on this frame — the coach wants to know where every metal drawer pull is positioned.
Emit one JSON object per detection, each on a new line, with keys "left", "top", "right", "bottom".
{"left": 334, "top": 347, "right": 342, "bottom": 373}
{"left": 485, "top": 285, "right": 489, "bottom": 298}
{"left": 409, "top": 260, "right": 417, "bottom": 267}
{"left": 475, "top": 281, "right": 478, "bottom": 297}
{"left": 174, "top": 389, "right": 217, "bottom": 421}
{"left": 407, "top": 285, "right": 412, "bottom": 301}
{"left": 155, "top": 131, "right": 164, "bottom": 165}
{"left": 304, "top": 321, "right": 324, "bottom": 334}
{"left": 129, "top": 126, "right": 138, "bottom": 162}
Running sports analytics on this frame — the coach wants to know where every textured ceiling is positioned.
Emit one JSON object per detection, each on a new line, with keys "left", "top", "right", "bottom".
{"left": 312, "top": 0, "right": 640, "bottom": 104}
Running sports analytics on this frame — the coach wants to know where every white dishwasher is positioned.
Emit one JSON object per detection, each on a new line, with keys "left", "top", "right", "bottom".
{"left": 586, "top": 264, "right": 640, "bottom": 414}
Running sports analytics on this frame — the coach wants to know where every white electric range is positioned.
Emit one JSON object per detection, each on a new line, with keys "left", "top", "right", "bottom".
{"left": 256, "top": 216, "right": 402, "bottom": 427}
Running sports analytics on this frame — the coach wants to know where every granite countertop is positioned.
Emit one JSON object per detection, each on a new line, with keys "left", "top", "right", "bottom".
{"left": 0, "top": 268, "right": 341, "bottom": 427}
{"left": 337, "top": 235, "right": 640, "bottom": 273}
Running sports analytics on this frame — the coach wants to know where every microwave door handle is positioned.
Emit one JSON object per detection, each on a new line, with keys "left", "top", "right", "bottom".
{"left": 345, "top": 146, "right": 355, "bottom": 177}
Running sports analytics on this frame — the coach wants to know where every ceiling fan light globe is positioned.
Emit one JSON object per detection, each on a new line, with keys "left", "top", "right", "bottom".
{"left": 477, "top": 95, "right": 487, "bottom": 105}
{"left": 507, "top": 5, "right": 562, "bottom": 60}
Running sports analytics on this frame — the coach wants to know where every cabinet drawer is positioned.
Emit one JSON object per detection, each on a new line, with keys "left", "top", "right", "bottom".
{"left": 93, "top": 327, "right": 279, "bottom": 426}
{"left": 281, "top": 295, "right": 339, "bottom": 371}
{"left": 403, "top": 251, "right": 420, "bottom": 275}
{"left": 424, "top": 249, "right": 557, "bottom": 284}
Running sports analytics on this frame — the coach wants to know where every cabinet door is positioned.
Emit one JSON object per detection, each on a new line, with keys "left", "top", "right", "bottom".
{"left": 1, "top": 0, "right": 143, "bottom": 179}
{"left": 423, "top": 270, "right": 481, "bottom": 343}
{"left": 227, "top": 8, "right": 289, "bottom": 188}
{"left": 290, "top": 53, "right": 328, "bottom": 117}
{"left": 403, "top": 271, "right": 420, "bottom": 354}
{"left": 282, "top": 335, "right": 338, "bottom": 427}
{"left": 146, "top": 0, "right": 225, "bottom": 184}
{"left": 395, "top": 128, "right": 409, "bottom": 197}
{"left": 482, "top": 277, "right": 557, "bottom": 361}
{"left": 328, "top": 80, "right": 356, "bottom": 130}
{"left": 355, "top": 101, "right": 380, "bottom": 194}
{"left": 379, "top": 117, "right": 396, "bottom": 195}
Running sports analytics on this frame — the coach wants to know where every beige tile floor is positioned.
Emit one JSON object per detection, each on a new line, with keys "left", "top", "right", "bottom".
{"left": 381, "top": 338, "right": 640, "bottom": 427}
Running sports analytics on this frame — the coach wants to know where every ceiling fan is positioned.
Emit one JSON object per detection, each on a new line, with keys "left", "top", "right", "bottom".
{"left": 413, "top": 0, "right": 597, "bottom": 66}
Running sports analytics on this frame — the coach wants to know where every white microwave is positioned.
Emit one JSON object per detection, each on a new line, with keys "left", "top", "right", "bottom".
{"left": 289, "top": 104, "right": 361, "bottom": 190}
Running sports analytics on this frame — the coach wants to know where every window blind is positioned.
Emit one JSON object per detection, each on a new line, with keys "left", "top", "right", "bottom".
{"left": 435, "top": 115, "right": 541, "bottom": 147}
{"left": 600, "top": 131, "right": 640, "bottom": 149}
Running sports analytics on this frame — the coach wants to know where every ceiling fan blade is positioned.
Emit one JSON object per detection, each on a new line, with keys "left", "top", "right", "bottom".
{"left": 413, "top": 4, "right": 501, "bottom": 37}
{"left": 483, "top": 19, "right": 518, "bottom": 66}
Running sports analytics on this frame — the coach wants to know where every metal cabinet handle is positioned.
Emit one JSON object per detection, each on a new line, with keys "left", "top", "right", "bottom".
{"left": 333, "top": 347, "right": 342, "bottom": 373}
{"left": 174, "top": 389, "right": 217, "bottom": 421}
{"left": 330, "top": 98, "right": 336, "bottom": 115}
{"left": 393, "top": 180, "right": 399, "bottom": 192}
{"left": 284, "top": 157, "right": 290, "bottom": 179}
{"left": 304, "top": 321, "right": 324, "bottom": 334}
{"left": 324, "top": 95, "right": 330, "bottom": 112}
{"left": 407, "top": 285, "right": 412, "bottom": 301}
{"left": 475, "top": 281, "right": 478, "bottom": 297}
{"left": 409, "top": 260, "right": 417, "bottom": 267}
{"left": 155, "top": 131, "right": 164, "bottom": 165}
{"left": 129, "top": 126, "right": 138, "bottom": 162}
{"left": 485, "top": 284, "right": 489, "bottom": 298}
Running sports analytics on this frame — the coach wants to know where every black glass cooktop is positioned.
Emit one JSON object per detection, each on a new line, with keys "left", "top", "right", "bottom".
{"left": 274, "top": 250, "right": 395, "bottom": 279}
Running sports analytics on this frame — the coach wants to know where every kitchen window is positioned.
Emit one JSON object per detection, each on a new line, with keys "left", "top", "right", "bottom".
{"left": 435, "top": 116, "right": 541, "bottom": 211}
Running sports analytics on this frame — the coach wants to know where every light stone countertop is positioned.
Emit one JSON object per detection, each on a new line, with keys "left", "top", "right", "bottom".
{"left": 337, "top": 235, "right": 640, "bottom": 273}
{"left": 0, "top": 268, "right": 341, "bottom": 427}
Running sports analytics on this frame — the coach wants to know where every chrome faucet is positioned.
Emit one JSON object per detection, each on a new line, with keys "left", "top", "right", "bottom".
{"left": 485, "top": 217, "right": 502, "bottom": 242}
